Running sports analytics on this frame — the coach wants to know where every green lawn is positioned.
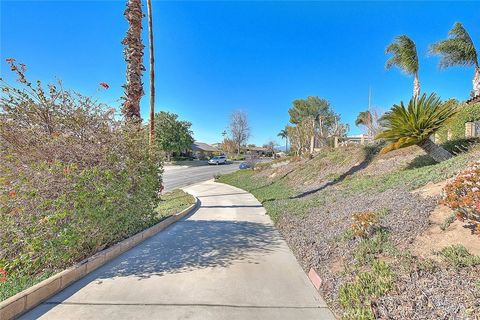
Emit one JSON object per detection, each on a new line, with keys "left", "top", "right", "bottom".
{"left": 156, "top": 189, "right": 196, "bottom": 219}
{"left": 217, "top": 145, "right": 480, "bottom": 222}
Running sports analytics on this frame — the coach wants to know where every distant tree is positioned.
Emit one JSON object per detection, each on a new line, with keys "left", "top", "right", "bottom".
{"left": 288, "top": 96, "right": 340, "bottom": 153}
{"left": 330, "top": 115, "right": 349, "bottom": 138}
{"left": 222, "top": 138, "right": 237, "bottom": 155}
{"left": 277, "top": 127, "right": 289, "bottom": 152}
{"left": 229, "top": 111, "right": 250, "bottom": 156}
{"left": 154, "top": 111, "right": 194, "bottom": 161}
{"left": 287, "top": 118, "right": 315, "bottom": 156}
{"left": 386, "top": 35, "right": 420, "bottom": 98}
{"left": 263, "top": 140, "right": 277, "bottom": 158}
{"left": 147, "top": 0, "right": 155, "bottom": 146}
{"left": 355, "top": 109, "right": 382, "bottom": 137}
{"left": 430, "top": 22, "right": 479, "bottom": 97}
{"left": 376, "top": 93, "right": 458, "bottom": 163}
{"left": 121, "top": 0, "right": 145, "bottom": 120}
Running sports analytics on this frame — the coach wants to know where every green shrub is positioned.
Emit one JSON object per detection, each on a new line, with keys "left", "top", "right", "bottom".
{"left": 440, "top": 213, "right": 457, "bottom": 231}
{"left": 436, "top": 245, "right": 480, "bottom": 268}
{"left": 355, "top": 230, "right": 392, "bottom": 264}
{"left": 437, "top": 102, "right": 480, "bottom": 140}
{"left": 0, "top": 61, "right": 162, "bottom": 299}
{"left": 339, "top": 260, "right": 394, "bottom": 320}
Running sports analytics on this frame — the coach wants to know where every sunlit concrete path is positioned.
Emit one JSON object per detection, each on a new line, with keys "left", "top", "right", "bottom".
{"left": 21, "top": 180, "right": 335, "bottom": 320}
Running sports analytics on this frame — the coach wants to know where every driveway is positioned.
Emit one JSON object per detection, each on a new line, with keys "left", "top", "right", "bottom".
{"left": 162, "top": 162, "right": 240, "bottom": 192}
{"left": 21, "top": 180, "right": 335, "bottom": 320}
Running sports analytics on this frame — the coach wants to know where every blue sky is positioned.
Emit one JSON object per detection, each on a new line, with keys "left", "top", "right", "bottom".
{"left": 1, "top": 1, "right": 479, "bottom": 146}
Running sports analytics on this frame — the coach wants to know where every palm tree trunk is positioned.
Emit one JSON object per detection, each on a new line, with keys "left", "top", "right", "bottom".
{"left": 122, "top": 0, "right": 145, "bottom": 121}
{"left": 418, "top": 138, "right": 453, "bottom": 162}
{"left": 413, "top": 73, "right": 420, "bottom": 99}
{"left": 309, "top": 118, "right": 315, "bottom": 154}
{"left": 473, "top": 66, "right": 480, "bottom": 97}
{"left": 147, "top": 0, "right": 155, "bottom": 146}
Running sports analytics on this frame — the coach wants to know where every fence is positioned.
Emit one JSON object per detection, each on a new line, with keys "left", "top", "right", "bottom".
{"left": 332, "top": 122, "right": 479, "bottom": 149}
{"left": 334, "top": 135, "right": 373, "bottom": 148}
{"left": 465, "top": 121, "right": 480, "bottom": 138}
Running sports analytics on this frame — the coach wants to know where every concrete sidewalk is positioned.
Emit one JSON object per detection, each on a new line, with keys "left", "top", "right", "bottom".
{"left": 21, "top": 180, "right": 335, "bottom": 319}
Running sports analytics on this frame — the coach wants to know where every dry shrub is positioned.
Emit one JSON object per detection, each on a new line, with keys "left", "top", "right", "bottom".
{"left": 352, "top": 211, "right": 380, "bottom": 238}
{"left": 0, "top": 60, "right": 162, "bottom": 280}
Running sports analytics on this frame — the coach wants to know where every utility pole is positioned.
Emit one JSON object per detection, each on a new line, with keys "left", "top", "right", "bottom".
{"left": 147, "top": 0, "right": 155, "bottom": 147}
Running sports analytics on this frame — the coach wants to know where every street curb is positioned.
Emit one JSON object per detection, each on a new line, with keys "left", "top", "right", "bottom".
{"left": 0, "top": 197, "right": 200, "bottom": 320}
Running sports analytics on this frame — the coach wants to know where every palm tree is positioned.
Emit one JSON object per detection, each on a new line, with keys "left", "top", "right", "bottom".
{"left": 355, "top": 110, "right": 373, "bottom": 135}
{"left": 430, "top": 22, "right": 479, "bottom": 97}
{"left": 277, "top": 127, "right": 289, "bottom": 152}
{"left": 122, "top": 0, "right": 145, "bottom": 120}
{"left": 376, "top": 93, "right": 458, "bottom": 163}
{"left": 386, "top": 35, "right": 420, "bottom": 98}
{"left": 147, "top": 0, "right": 155, "bottom": 146}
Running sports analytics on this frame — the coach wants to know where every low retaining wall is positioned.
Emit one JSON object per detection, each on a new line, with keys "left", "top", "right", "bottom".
{"left": 0, "top": 198, "right": 199, "bottom": 320}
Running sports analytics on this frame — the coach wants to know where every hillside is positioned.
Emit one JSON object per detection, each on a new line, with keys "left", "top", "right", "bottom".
{"left": 218, "top": 141, "right": 480, "bottom": 319}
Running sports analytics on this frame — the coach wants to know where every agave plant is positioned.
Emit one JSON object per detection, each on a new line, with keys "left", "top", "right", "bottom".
{"left": 386, "top": 35, "right": 420, "bottom": 98}
{"left": 430, "top": 22, "right": 479, "bottom": 97}
{"left": 376, "top": 93, "right": 458, "bottom": 162}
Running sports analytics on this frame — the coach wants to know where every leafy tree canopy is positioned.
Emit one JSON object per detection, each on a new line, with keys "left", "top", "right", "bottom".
{"left": 430, "top": 22, "right": 478, "bottom": 69}
{"left": 154, "top": 111, "right": 194, "bottom": 156}
{"left": 288, "top": 96, "right": 335, "bottom": 126}
{"left": 385, "top": 35, "right": 419, "bottom": 75}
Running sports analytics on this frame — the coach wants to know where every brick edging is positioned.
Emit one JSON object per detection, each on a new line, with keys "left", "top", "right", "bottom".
{"left": 0, "top": 197, "right": 199, "bottom": 320}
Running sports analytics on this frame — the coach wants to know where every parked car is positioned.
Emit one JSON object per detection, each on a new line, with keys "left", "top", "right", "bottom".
{"left": 208, "top": 155, "right": 227, "bottom": 165}
{"left": 239, "top": 162, "right": 251, "bottom": 170}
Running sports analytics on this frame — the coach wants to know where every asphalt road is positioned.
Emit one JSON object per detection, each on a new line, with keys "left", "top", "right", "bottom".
{"left": 21, "top": 181, "right": 334, "bottom": 320}
{"left": 162, "top": 162, "right": 241, "bottom": 192}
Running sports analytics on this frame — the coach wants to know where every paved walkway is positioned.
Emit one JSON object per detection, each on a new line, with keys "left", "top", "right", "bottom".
{"left": 21, "top": 180, "right": 335, "bottom": 319}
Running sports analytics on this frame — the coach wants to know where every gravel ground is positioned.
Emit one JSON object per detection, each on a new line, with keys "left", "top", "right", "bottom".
{"left": 275, "top": 184, "right": 480, "bottom": 319}
{"left": 244, "top": 144, "right": 480, "bottom": 319}
{"left": 376, "top": 266, "right": 480, "bottom": 319}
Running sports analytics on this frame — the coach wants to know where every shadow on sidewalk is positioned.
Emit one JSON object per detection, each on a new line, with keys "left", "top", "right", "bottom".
{"left": 21, "top": 217, "right": 281, "bottom": 319}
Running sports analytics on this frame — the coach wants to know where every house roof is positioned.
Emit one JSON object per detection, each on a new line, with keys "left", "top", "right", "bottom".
{"left": 191, "top": 141, "right": 219, "bottom": 152}
{"left": 246, "top": 146, "right": 268, "bottom": 152}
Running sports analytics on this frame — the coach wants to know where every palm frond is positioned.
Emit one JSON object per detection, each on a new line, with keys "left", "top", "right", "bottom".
{"left": 385, "top": 35, "right": 419, "bottom": 75}
{"left": 355, "top": 111, "right": 372, "bottom": 126}
{"left": 375, "top": 93, "right": 458, "bottom": 153}
{"left": 430, "top": 22, "right": 478, "bottom": 69}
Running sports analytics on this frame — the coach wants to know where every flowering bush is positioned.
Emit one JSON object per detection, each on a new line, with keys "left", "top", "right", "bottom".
{"left": 442, "top": 161, "right": 480, "bottom": 234}
{"left": 0, "top": 61, "right": 162, "bottom": 297}
{"left": 351, "top": 211, "right": 379, "bottom": 238}
{"left": 0, "top": 269, "right": 7, "bottom": 283}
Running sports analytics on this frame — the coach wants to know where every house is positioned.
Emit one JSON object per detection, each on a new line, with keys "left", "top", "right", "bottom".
{"left": 190, "top": 141, "right": 220, "bottom": 160}
{"left": 245, "top": 146, "right": 271, "bottom": 157}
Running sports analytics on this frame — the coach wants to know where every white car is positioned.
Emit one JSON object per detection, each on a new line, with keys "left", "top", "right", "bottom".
{"left": 208, "top": 156, "right": 227, "bottom": 165}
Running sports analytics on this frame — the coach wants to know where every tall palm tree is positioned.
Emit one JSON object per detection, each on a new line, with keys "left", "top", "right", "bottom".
{"left": 122, "top": 0, "right": 145, "bottom": 120}
{"left": 147, "top": 0, "right": 155, "bottom": 146}
{"left": 376, "top": 93, "right": 458, "bottom": 163}
{"left": 277, "top": 127, "right": 289, "bottom": 152}
{"left": 430, "top": 22, "right": 479, "bottom": 97}
{"left": 386, "top": 35, "right": 420, "bottom": 98}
